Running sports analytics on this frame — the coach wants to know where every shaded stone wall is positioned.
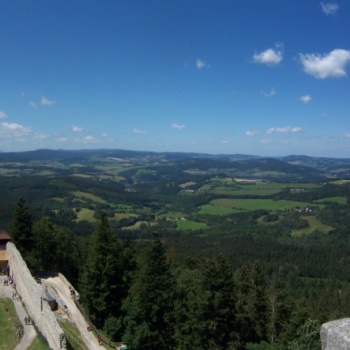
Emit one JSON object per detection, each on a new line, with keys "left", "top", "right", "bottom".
{"left": 7, "top": 242, "right": 66, "bottom": 349}
{"left": 321, "top": 318, "right": 350, "bottom": 350}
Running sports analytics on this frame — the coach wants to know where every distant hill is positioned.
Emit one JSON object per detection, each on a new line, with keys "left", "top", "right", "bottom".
{"left": 0, "top": 148, "right": 350, "bottom": 180}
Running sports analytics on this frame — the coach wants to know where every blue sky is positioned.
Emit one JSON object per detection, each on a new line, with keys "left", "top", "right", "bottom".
{"left": 0, "top": 1, "right": 350, "bottom": 157}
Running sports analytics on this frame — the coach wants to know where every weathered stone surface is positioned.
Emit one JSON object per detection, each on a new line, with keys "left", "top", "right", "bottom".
{"left": 321, "top": 318, "right": 350, "bottom": 350}
{"left": 7, "top": 242, "right": 66, "bottom": 349}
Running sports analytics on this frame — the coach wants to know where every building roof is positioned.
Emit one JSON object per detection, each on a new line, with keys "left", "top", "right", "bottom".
{"left": 0, "top": 230, "right": 11, "bottom": 241}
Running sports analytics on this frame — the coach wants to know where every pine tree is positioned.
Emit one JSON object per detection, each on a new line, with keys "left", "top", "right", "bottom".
{"left": 9, "top": 197, "right": 34, "bottom": 254}
{"left": 122, "top": 233, "right": 175, "bottom": 350}
{"left": 81, "top": 211, "right": 124, "bottom": 328}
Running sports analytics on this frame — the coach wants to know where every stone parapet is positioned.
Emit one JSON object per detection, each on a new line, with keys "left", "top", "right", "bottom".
{"left": 6, "top": 242, "right": 66, "bottom": 349}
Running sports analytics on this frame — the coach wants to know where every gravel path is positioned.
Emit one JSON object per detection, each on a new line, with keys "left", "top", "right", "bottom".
{"left": 0, "top": 275, "right": 36, "bottom": 350}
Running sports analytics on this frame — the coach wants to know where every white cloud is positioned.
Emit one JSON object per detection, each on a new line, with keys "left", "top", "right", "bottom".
{"left": 102, "top": 133, "right": 108, "bottom": 138}
{"left": 196, "top": 58, "right": 210, "bottom": 69}
{"left": 132, "top": 128, "right": 147, "bottom": 135}
{"left": 171, "top": 123, "right": 185, "bottom": 130}
{"left": 72, "top": 125, "right": 83, "bottom": 132}
{"left": 41, "top": 96, "right": 56, "bottom": 106}
{"left": 75, "top": 135, "right": 101, "bottom": 144}
{"left": 346, "top": 134, "right": 350, "bottom": 138}
{"left": 56, "top": 137, "right": 68, "bottom": 143}
{"left": 220, "top": 140, "right": 229, "bottom": 144}
{"left": 321, "top": 2, "right": 339, "bottom": 15}
{"left": 0, "top": 111, "right": 7, "bottom": 119}
{"left": 0, "top": 122, "right": 31, "bottom": 137}
{"left": 33, "top": 132, "right": 49, "bottom": 140}
{"left": 261, "top": 139, "right": 272, "bottom": 144}
{"left": 299, "top": 49, "right": 350, "bottom": 79}
{"left": 253, "top": 44, "right": 283, "bottom": 65}
{"left": 266, "top": 126, "right": 302, "bottom": 134}
{"left": 245, "top": 130, "right": 260, "bottom": 136}
{"left": 29, "top": 101, "right": 38, "bottom": 109}
{"left": 300, "top": 95, "right": 312, "bottom": 103}
{"left": 261, "top": 88, "right": 276, "bottom": 97}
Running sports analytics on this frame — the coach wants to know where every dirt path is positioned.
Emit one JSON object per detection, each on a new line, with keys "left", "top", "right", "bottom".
{"left": 43, "top": 276, "right": 105, "bottom": 350}
{"left": 0, "top": 275, "right": 36, "bottom": 350}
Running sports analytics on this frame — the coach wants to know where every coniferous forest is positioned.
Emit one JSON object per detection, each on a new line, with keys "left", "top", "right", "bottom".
{"left": 2, "top": 149, "right": 350, "bottom": 349}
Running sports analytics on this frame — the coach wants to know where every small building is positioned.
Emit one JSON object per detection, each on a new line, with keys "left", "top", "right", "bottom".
{"left": 0, "top": 230, "right": 11, "bottom": 273}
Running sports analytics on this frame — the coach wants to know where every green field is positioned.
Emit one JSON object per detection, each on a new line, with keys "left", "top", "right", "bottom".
{"left": 291, "top": 216, "right": 333, "bottom": 237}
{"left": 0, "top": 297, "right": 23, "bottom": 350}
{"left": 75, "top": 208, "right": 97, "bottom": 222}
{"left": 73, "top": 191, "right": 107, "bottom": 204}
{"left": 200, "top": 180, "right": 322, "bottom": 196}
{"left": 200, "top": 198, "right": 319, "bottom": 215}
{"left": 314, "top": 196, "right": 347, "bottom": 205}
{"left": 176, "top": 220, "right": 207, "bottom": 230}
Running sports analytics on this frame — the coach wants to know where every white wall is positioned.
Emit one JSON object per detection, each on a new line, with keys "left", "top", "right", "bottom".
{"left": 7, "top": 242, "right": 66, "bottom": 349}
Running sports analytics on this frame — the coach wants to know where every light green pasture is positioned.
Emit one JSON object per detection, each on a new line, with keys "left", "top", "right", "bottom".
{"left": 75, "top": 208, "right": 97, "bottom": 222}
{"left": 314, "top": 196, "right": 347, "bottom": 205}
{"left": 176, "top": 220, "right": 207, "bottom": 230}
{"left": 200, "top": 198, "right": 319, "bottom": 215}
{"left": 291, "top": 216, "right": 333, "bottom": 237}
{"left": 73, "top": 191, "right": 107, "bottom": 204}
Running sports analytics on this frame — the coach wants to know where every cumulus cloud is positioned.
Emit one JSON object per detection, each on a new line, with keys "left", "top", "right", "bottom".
{"left": 102, "top": 133, "right": 108, "bottom": 138}
{"left": 321, "top": 2, "right": 339, "bottom": 15}
{"left": 33, "top": 132, "right": 49, "bottom": 140}
{"left": 41, "top": 96, "right": 56, "bottom": 106}
{"left": 266, "top": 126, "right": 302, "bottom": 134}
{"left": 196, "top": 58, "right": 210, "bottom": 69}
{"left": 0, "top": 111, "right": 7, "bottom": 119}
{"left": 0, "top": 122, "right": 31, "bottom": 137}
{"left": 29, "top": 101, "right": 38, "bottom": 109}
{"left": 72, "top": 125, "right": 83, "bottom": 132}
{"left": 171, "top": 123, "right": 185, "bottom": 130}
{"left": 75, "top": 135, "right": 101, "bottom": 144}
{"left": 261, "top": 88, "right": 276, "bottom": 97}
{"left": 253, "top": 44, "right": 283, "bottom": 65}
{"left": 56, "top": 137, "right": 68, "bottom": 143}
{"left": 299, "top": 49, "right": 350, "bottom": 79}
{"left": 132, "top": 128, "right": 147, "bottom": 135}
{"left": 300, "top": 95, "right": 312, "bottom": 103}
{"left": 245, "top": 130, "right": 260, "bottom": 136}
{"left": 261, "top": 139, "right": 272, "bottom": 144}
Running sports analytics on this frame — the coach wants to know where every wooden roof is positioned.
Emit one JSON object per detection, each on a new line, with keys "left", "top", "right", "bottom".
{"left": 0, "top": 230, "right": 11, "bottom": 241}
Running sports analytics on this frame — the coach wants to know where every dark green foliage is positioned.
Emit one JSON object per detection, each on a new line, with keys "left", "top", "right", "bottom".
{"left": 80, "top": 212, "right": 126, "bottom": 330}
{"left": 122, "top": 233, "right": 175, "bottom": 350}
{"left": 9, "top": 198, "right": 34, "bottom": 254}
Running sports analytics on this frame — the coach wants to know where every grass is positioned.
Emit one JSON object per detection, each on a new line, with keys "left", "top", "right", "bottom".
{"left": 176, "top": 220, "right": 207, "bottom": 230}
{"left": 28, "top": 336, "right": 50, "bottom": 350}
{"left": 200, "top": 198, "right": 322, "bottom": 215}
{"left": 291, "top": 216, "right": 334, "bottom": 237}
{"left": 73, "top": 191, "right": 107, "bottom": 204}
{"left": 59, "top": 319, "right": 88, "bottom": 350}
{"left": 0, "top": 297, "right": 23, "bottom": 350}
{"left": 75, "top": 208, "right": 97, "bottom": 222}
{"left": 314, "top": 196, "right": 347, "bottom": 205}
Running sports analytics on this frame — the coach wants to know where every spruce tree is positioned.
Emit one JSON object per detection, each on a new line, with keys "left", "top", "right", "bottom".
{"left": 81, "top": 211, "right": 124, "bottom": 329}
{"left": 122, "top": 233, "right": 175, "bottom": 350}
{"left": 9, "top": 197, "right": 34, "bottom": 254}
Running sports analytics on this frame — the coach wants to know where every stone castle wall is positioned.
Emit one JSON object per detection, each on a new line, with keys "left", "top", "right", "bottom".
{"left": 7, "top": 242, "right": 66, "bottom": 349}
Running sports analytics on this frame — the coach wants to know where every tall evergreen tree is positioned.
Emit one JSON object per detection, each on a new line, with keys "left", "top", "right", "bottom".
{"left": 80, "top": 211, "right": 124, "bottom": 329}
{"left": 9, "top": 197, "right": 34, "bottom": 254}
{"left": 122, "top": 233, "right": 175, "bottom": 350}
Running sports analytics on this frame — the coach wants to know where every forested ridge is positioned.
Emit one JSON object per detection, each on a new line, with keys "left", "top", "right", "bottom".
{"left": 2, "top": 150, "right": 350, "bottom": 349}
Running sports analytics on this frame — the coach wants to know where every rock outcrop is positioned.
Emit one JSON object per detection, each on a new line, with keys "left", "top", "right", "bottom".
{"left": 321, "top": 318, "right": 350, "bottom": 350}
